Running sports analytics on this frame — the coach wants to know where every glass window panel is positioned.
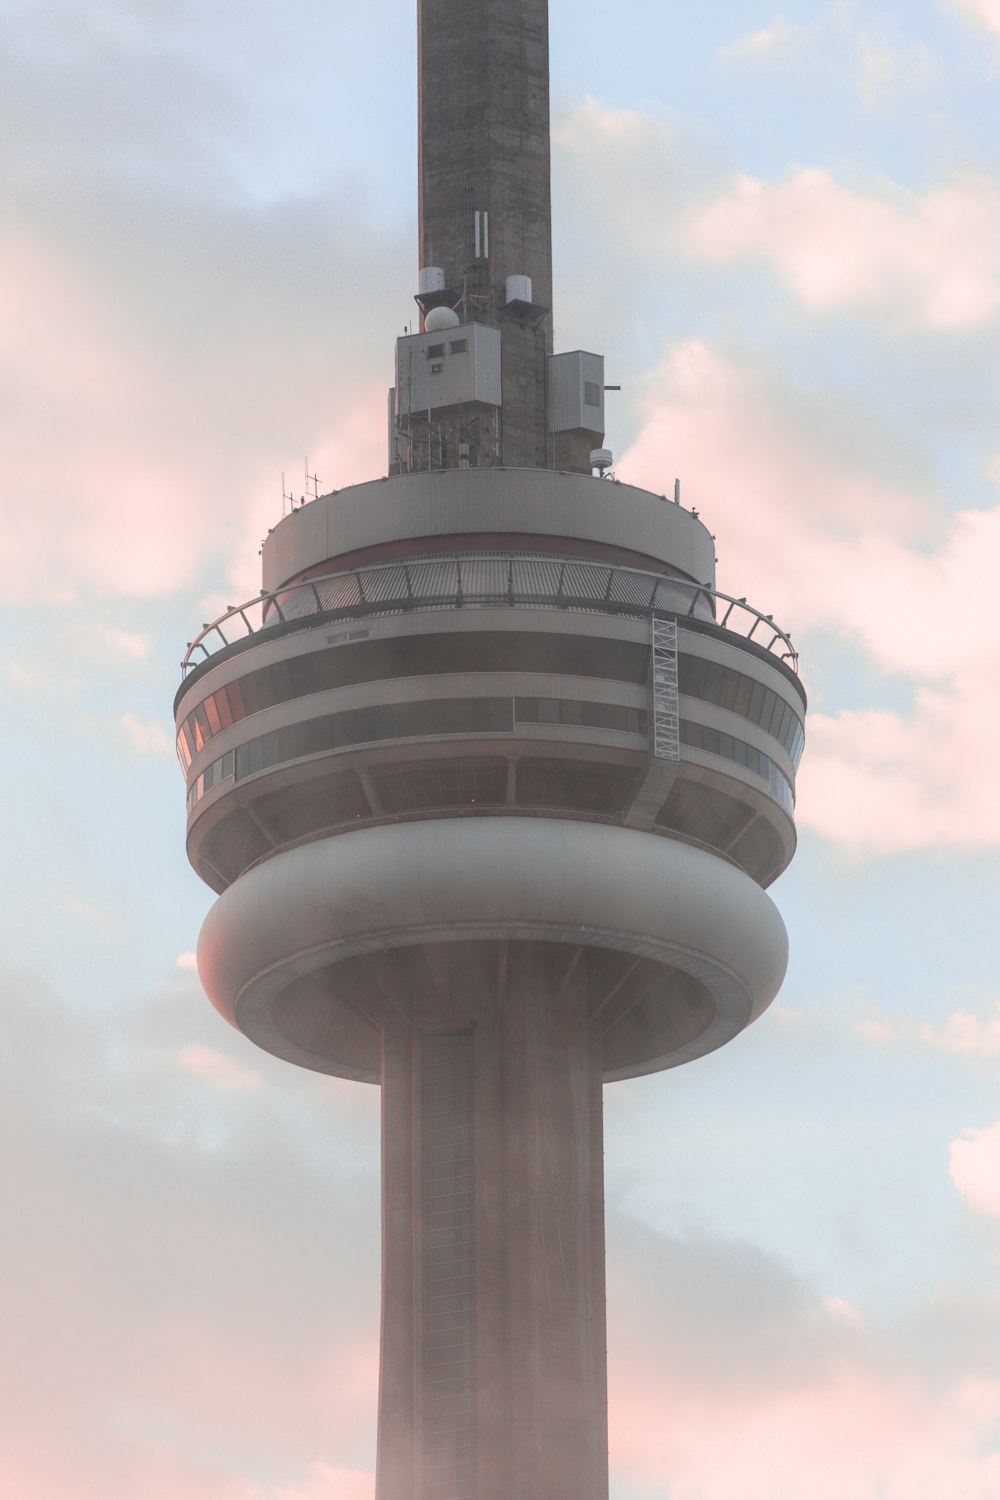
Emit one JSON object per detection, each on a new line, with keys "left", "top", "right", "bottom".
{"left": 278, "top": 722, "right": 310, "bottom": 761}
{"left": 261, "top": 731, "right": 281, "bottom": 769}
{"left": 225, "top": 679, "right": 247, "bottom": 722}
{"left": 353, "top": 707, "right": 377, "bottom": 742}
{"left": 203, "top": 695, "right": 222, "bottom": 737}
{"left": 732, "top": 674, "right": 753, "bottom": 716}
{"left": 681, "top": 655, "right": 708, "bottom": 696}
{"left": 215, "top": 689, "right": 234, "bottom": 730}
{"left": 703, "top": 661, "right": 725, "bottom": 700}
{"left": 537, "top": 698, "right": 559, "bottom": 723}
{"left": 237, "top": 674, "right": 260, "bottom": 715}
{"left": 268, "top": 659, "right": 294, "bottom": 702}
{"left": 252, "top": 666, "right": 278, "bottom": 710}
{"left": 774, "top": 701, "right": 790, "bottom": 746}
{"left": 240, "top": 740, "right": 260, "bottom": 776}
{"left": 757, "top": 688, "right": 775, "bottom": 732}
{"left": 719, "top": 667, "right": 740, "bottom": 712}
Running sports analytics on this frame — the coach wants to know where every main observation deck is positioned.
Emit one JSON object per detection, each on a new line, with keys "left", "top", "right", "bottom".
{"left": 177, "top": 467, "right": 803, "bottom": 1091}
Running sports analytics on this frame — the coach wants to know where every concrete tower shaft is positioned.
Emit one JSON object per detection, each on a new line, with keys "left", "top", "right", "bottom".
{"left": 175, "top": 3, "right": 805, "bottom": 1499}
{"left": 419, "top": 0, "right": 553, "bottom": 322}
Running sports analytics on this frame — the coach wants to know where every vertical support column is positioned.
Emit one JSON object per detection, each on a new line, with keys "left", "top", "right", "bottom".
{"left": 376, "top": 941, "right": 609, "bottom": 1500}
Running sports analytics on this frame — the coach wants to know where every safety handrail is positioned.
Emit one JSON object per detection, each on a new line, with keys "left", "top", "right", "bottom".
{"left": 180, "top": 553, "right": 798, "bottom": 677}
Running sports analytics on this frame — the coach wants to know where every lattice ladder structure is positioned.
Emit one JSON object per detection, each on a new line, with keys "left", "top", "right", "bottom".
{"left": 623, "top": 615, "right": 681, "bottom": 829}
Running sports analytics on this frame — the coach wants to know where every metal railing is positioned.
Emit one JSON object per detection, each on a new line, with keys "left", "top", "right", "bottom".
{"left": 181, "top": 553, "right": 798, "bottom": 677}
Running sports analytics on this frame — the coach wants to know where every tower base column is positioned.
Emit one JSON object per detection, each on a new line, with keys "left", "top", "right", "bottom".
{"left": 376, "top": 940, "right": 609, "bottom": 1500}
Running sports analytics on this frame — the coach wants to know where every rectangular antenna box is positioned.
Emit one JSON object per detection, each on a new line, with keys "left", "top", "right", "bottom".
{"left": 395, "top": 323, "right": 502, "bottom": 417}
{"left": 548, "top": 350, "right": 605, "bottom": 433}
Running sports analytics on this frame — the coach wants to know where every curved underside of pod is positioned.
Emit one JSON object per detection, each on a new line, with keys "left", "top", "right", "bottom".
{"left": 197, "top": 816, "right": 788, "bottom": 1083}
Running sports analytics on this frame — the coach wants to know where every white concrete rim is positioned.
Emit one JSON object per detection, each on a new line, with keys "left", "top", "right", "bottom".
{"left": 196, "top": 817, "right": 788, "bottom": 1079}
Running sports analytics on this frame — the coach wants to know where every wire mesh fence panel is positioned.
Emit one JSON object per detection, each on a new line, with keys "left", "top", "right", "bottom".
{"left": 182, "top": 554, "right": 798, "bottom": 678}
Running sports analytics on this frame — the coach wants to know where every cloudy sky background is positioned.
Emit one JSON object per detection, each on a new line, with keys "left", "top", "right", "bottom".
{"left": 3, "top": 0, "right": 1000, "bottom": 1495}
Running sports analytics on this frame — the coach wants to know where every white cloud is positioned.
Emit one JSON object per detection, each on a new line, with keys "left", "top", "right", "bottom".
{"left": 606, "top": 1226, "right": 1000, "bottom": 1500}
{"left": 0, "top": 203, "right": 397, "bottom": 607}
{"left": 800, "top": 676, "right": 1000, "bottom": 853}
{"left": 922, "top": 999, "right": 1000, "bottom": 1058}
{"left": 119, "top": 711, "right": 174, "bottom": 756}
{"left": 948, "top": 0, "right": 1000, "bottom": 40}
{"left": 724, "top": 17, "right": 801, "bottom": 60}
{"left": 853, "top": 1018, "right": 895, "bottom": 1047}
{"left": 622, "top": 339, "right": 1000, "bottom": 853}
{"left": 854, "top": 28, "right": 935, "bottom": 109}
{"left": 2, "top": 657, "right": 50, "bottom": 693}
{"left": 0, "top": 965, "right": 380, "bottom": 1499}
{"left": 683, "top": 169, "right": 1000, "bottom": 330}
{"left": 266, "top": 1462, "right": 374, "bottom": 1500}
{"left": 950, "top": 1122, "right": 1000, "bottom": 1216}
{"left": 86, "top": 624, "right": 153, "bottom": 663}
{"left": 0, "top": 0, "right": 408, "bottom": 614}
{"left": 824, "top": 1295, "right": 866, "bottom": 1327}
{"left": 173, "top": 1044, "right": 262, "bottom": 1091}
{"left": 62, "top": 894, "right": 118, "bottom": 929}
{"left": 723, "top": 6, "right": 936, "bottom": 107}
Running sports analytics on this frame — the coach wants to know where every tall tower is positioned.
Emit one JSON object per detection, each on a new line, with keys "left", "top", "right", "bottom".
{"left": 175, "top": 4, "right": 805, "bottom": 1498}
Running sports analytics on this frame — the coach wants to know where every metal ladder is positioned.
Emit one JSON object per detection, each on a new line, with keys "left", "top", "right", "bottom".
{"left": 624, "top": 614, "right": 680, "bottom": 829}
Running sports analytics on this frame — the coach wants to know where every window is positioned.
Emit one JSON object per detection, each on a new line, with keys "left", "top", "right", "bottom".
{"left": 584, "top": 380, "right": 602, "bottom": 407}
{"left": 514, "top": 696, "right": 647, "bottom": 734}
{"left": 679, "top": 719, "right": 794, "bottom": 812}
{"left": 677, "top": 652, "right": 804, "bottom": 766}
{"left": 449, "top": 339, "right": 467, "bottom": 354}
{"left": 426, "top": 344, "right": 445, "bottom": 358}
{"left": 430, "top": 361, "right": 443, "bottom": 374}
